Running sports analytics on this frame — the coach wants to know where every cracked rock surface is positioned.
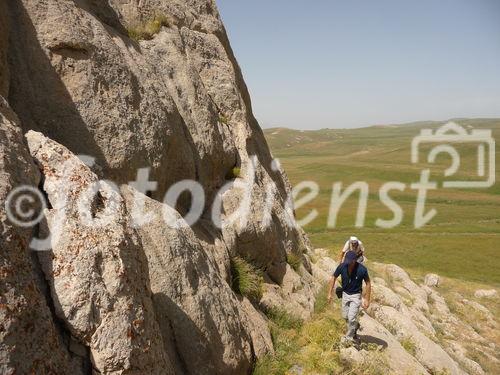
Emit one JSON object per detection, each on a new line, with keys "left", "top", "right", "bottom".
{"left": 1, "top": 1, "right": 312, "bottom": 373}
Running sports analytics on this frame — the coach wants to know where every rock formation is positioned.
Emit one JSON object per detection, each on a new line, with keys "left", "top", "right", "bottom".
{"left": 1, "top": 1, "right": 311, "bottom": 374}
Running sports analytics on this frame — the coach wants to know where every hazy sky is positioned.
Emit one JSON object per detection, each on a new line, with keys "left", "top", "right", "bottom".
{"left": 216, "top": 0, "right": 500, "bottom": 129}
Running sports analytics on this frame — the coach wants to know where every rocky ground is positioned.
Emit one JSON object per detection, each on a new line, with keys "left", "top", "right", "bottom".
{"left": 309, "top": 249, "right": 500, "bottom": 375}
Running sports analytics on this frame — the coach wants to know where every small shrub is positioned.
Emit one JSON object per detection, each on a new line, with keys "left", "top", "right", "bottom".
{"left": 385, "top": 321, "right": 399, "bottom": 336}
{"left": 219, "top": 114, "right": 229, "bottom": 125}
{"left": 300, "top": 244, "right": 309, "bottom": 254}
{"left": 226, "top": 166, "right": 240, "bottom": 179}
{"left": 230, "top": 256, "right": 263, "bottom": 301}
{"left": 400, "top": 336, "right": 418, "bottom": 357}
{"left": 403, "top": 295, "right": 416, "bottom": 306}
{"left": 266, "top": 307, "right": 303, "bottom": 330}
{"left": 287, "top": 253, "right": 303, "bottom": 272}
{"left": 128, "top": 14, "right": 169, "bottom": 41}
{"left": 432, "top": 322, "right": 446, "bottom": 340}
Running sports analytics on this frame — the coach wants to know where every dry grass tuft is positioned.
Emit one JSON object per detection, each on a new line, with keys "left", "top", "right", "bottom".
{"left": 128, "top": 14, "right": 169, "bottom": 41}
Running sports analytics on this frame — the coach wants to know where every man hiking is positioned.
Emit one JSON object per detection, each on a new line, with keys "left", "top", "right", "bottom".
{"left": 327, "top": 250, "right": 371, "bottom": 345}
{"left": 339, "top": 236, "right": 365, "bottom": 263}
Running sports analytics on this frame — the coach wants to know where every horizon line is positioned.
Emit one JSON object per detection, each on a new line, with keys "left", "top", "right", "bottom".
{"left": 261, "top": 116, "right": 500, "bottom": 131}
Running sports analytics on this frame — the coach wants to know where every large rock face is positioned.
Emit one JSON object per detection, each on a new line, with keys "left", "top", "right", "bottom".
{"left": 7, "top": 0, "right": 303, "bottom": 286}
{"left": 0, "top": 99, "right": 77, "bottom": 374}
{"left": 1, "top": 1, "right": 310, "bottom": 373}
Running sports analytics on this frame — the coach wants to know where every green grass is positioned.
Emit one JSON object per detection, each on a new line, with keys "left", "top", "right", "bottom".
{"left": 230, "top": 256, "right": 263, "bottom": 301}
{"left": 255, "top": 287, "right": 342, "bottom": 374}
{"left": 287, "top": 253, "right": 303, "bottom": 272}
{"left": 219, "top": 114, "right": 230, "bottom": 125}
{"left": 254, "top": 287, "right": 390, "bottom": 374}
{"left": 226, "top": 166, "right": 241, "bottom": 179}
{"left": 313, "top": 285, "right": 330, "bottom": 314}
{"left": 266, "top": 307, "right": 304, "bottom": 330}
{"left": 264, "top": 118, "right": 500, "bottom": 286}
{"left": 400, "top": 337, "right": 418, "bottom": 357}
{"left": 127, "top": 14, "right": 169, "bottom": 41}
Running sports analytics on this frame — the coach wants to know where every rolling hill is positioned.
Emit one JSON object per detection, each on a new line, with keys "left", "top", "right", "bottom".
{"left": 264, "top": 119, "right": 500, "bottom": 285}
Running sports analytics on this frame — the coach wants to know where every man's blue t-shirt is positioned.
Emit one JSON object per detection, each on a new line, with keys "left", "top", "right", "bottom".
{"left": 333, "top": 263, "right": 370, "bottom": 295}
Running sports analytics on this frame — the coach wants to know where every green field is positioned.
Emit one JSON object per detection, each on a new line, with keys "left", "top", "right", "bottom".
{"left": 264, "top": 119, "right": 500, "bottom": 286}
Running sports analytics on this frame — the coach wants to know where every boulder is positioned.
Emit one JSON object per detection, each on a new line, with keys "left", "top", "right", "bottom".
{"left": 371, "top": 283, "right": 406, "bottom": 311}
{"left": 424, "top": 273, "right": 440, "bottom": 287}
{"left": 375, "top": 263, "right": 429, "bottom": 312}
{"left": 340, "top": 347, "right": 364, "bottom": 364}
{"left": 424, "top": 286, "right": 451, "bottom": 316}
{"left": 9, "top": 0, "right": 197, "bottom": 201}
{"left": 26, "top": 131, "right": 174, "bottom": 374}
{"left": 239, "top": 298, "right": 274, "bottom": 359}
{"left": 316, "top": 255, "right": 337, "bottom": 276}
{"left": 359, "top": 315, "right": 430, "bottom": 375}
{"left": 372, "top": 277, "right": 387, "bottom": 287}
{"left": 445, "top": 341, "right": 485, "bottom": 375}
{"left": 462, "top": 299, "right": 496, "bottom": 328}
{"left": 261, "top": 265, "right": 315, "bottom": 321}
{"left": 310, "top": 263, "right": 331, "bottom": 284}
{"left": 474, "top": 289, "right": 498, "bottom": 299}
{"left": 369, "top": 305, "right": 466, "bottom": 374}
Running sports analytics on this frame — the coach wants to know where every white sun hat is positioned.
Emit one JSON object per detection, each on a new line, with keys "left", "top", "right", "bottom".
{"left": 349, "top": 236, "right": 359, "bottom": 243}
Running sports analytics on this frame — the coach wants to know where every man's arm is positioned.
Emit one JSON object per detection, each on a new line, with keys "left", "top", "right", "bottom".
{"left": 327, "top": 276, "right": 338, "bottom": 303}
{"left": 362, "top": 278, "right": 371, "bottom": 309}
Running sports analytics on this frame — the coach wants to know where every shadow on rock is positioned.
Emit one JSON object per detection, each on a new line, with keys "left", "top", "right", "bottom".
{"left": 358, "top": 335, "right": 389, "bottom": 349}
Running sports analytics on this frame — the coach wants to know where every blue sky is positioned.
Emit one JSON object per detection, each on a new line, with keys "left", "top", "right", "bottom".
{"left": 216, "top": 0, "right": 500, "bottom": 129}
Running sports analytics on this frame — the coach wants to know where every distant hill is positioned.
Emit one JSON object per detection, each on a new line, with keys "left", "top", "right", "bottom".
{"left": 264, "top": 118, "right": 500, "bottom": 285}
{"left": 264, "top": 118, "right": 500, "bottom": 152}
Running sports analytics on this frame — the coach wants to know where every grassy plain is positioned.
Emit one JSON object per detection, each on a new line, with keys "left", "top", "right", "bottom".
{"left": 264, "top": 119, "right": 500, "bottom": 286}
